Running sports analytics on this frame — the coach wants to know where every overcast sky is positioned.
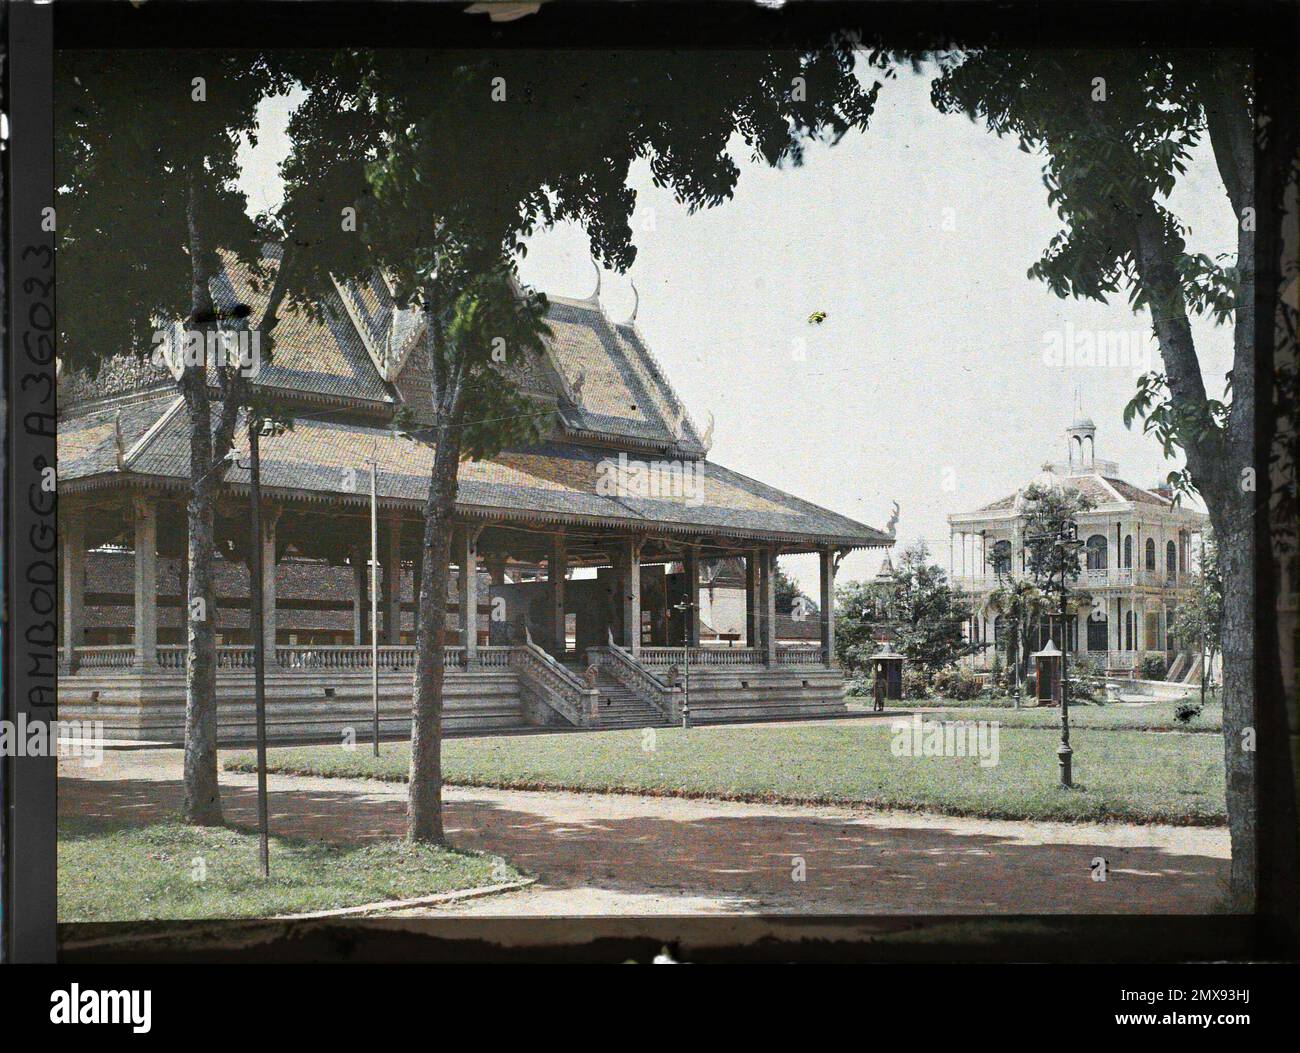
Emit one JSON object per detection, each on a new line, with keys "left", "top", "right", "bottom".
{"left": 239, "top": 59, "right": 1234, "bottom": 599}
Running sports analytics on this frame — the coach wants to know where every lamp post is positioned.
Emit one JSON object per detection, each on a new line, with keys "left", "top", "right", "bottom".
{"left": 246, "top": 415, "right": 285, "bottom": 877}
{"left": 671, "top": 597, "right": 694, "bottom": 728}
{"left": 1025, "top": 522, "right": 1084, "bottom": 788}
{"left": 369, "top": 457, "right": 379, "bottom": 756}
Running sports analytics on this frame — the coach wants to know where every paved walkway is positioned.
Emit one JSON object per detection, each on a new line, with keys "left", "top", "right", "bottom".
{"left": 60, "top": 748, "right": 1229, "bottom": 916}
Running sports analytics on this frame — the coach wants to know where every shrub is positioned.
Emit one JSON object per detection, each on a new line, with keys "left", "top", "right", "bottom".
{"left": 1139, "top": 654, "right": 1168, "bottom": 681}
{"left": 902, "top": 667, "right": 930, "bottom": 701}
{"left": 1073, "top": 654, "right": 1104, "bottom": 678}
{"left": 1068, "top": 676, "right": 1099, "bottom": 704}
{"left": 845, "top": 676, "right": 871, "bottom": 698}
{"left": 1175, "top": 700, "right": 1203, "bottom": 725}
{"left": 932, "top": 667, "right": 981, "bottom": 700}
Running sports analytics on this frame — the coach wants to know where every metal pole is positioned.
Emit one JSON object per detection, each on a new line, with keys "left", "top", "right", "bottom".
{"left": 682, "top": 606, "right": 691, "bottom": 729}
{"left": 1058, "top": 556, "right": 1073, "bottom": 788}
{"left": 370, "top": 458, "right": 379, "bottom": 756}
{"left": 249, "top": 422, "right": 271, "bottom": 878}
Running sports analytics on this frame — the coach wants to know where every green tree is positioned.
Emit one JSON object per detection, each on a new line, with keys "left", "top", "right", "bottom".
{"left": 773, "top": 565, "right": 804, "bottom": 615}
{"left": 982, "top": 483, "right": 1093, "bottom": 686}
{"left": 833, "top": 578, "right": 889, "bottom": 674}
{"left": 840, "top": 541, "right": 979, "bottom": 680}
{"left": 986, "top": 577, "right": 1047, "bottom": 691}
{"left": 322, "top": 45, "right": 880, "bottom": 842}
{"left": 1172, "top": 530, "right": 1225, "bottom": 707}
{"left": 1019, "top": 482, "right": 1096, "bottom": 603}
{"left": 930, "top": 49, "right": 1286, "bottom": 909}
{"left": 59, "top": 53, "right": 280, "bottom": 824}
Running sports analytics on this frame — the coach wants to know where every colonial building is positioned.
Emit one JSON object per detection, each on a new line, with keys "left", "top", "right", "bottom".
{"left": 947, "top": 416, "right": 1208, "bottom": 678}
{"left": 59, "top": 249, "right": 893, "bottom": 741}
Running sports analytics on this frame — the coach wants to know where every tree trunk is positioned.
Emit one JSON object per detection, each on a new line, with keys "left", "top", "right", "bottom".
{"left": 1206, "top": 49, "right": 1300, "bottom": 939}
{"left": 175, "top": 167, "right": 252, "bottom": 826}
{"left": 1132, "top": 198, "right": 1258, "bottom": 909}
{"left": 178, "top": 170, "right": 224, "bottom": 826}
{"left": 407, "top": 298, "right": 466, "bottom": 844}
{"left": 1208, "top": 502, "right": 1257, "bottom": 910}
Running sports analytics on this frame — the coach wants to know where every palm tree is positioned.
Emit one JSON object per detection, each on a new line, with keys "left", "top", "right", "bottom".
{"left": 988, "top": 576, "right": 1048, "bottom": 697}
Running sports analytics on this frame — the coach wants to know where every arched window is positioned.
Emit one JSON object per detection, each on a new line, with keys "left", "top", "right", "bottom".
{"left": 1145, "top": 537, "right": 1156, "bottom": 571}
{"left": 991, "top": 539, "right": 1012, "bottom": 577}
{"left": 1123, "top": 535, "right": 1133, "bottom": 568}
{"left": 1166, "top": 540, "right": 1177, "bottom": 579}
{"left": 992, "top": 614, "right": 1005, "bottom": 645}
{"left": 1086, "top": 609, "right": 1108, "bottom": 652}
{"left": 1085, "top": 535, "right": 1108, "bottom": 570}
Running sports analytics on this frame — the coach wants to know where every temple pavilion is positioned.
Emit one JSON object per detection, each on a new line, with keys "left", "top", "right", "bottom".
{"left": 59, "top": 249, "right": 893, "bottom": 741}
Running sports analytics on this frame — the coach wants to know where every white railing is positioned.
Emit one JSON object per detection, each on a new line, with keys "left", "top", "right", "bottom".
{"left": 215, "top": 646, "right": 256, "bottom": 669}
{"left": 477, "top": 646, "right": 513, "bottom": 667}
{"left": 276, "top": 645, "right": 424, "bottom": 671}
{"left": 639, "top": 646, "right": 764, "bottom": 667}
{"left": 776, "top": 644, "right": 827, "bottom": 666}
{"left": 158, "top": 645, "right": 186, "bottom": 669}
{"left": 73, "top": 645, "right": 137, "bottom": 670}
{"left": 965, "top": 568, "right": 1187, "bottom": 590}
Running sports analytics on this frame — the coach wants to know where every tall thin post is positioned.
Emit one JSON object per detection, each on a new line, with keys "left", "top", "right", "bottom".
{"left": 370, "top": 458, "right": 379, "bottom": 756}
{"left": 249, "top": 422, "right": 270, "bottom": 878}
{"left": 1058, "top": 561, "right": 1072, "bottom": 787}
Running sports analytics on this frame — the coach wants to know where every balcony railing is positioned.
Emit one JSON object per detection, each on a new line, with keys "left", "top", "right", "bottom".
{"left": 956, "top": 568, "right": 1185, "bottom": 591}
{"left": 70, "top": 641, "right": 833, "bottom": 674}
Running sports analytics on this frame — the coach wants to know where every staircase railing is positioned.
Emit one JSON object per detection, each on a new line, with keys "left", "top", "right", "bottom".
{"left": 513, "top": 629, "right": 598, "bottom": 727}
{"left": 590, "top": 629, "right": 681, "bottom": 723}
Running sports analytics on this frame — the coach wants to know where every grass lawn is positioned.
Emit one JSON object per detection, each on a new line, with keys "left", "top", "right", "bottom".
{"left": 913, "top": 701, "right": 1223, "bottom": 733}
{"left": 848, "top": 697, "right": 1222, "bottom": 731}
{"left": 58, "top": 816, "right": 520, "bottom": 922}
{"left": 227, "top": 719, "right": 1226, "bottom": 826}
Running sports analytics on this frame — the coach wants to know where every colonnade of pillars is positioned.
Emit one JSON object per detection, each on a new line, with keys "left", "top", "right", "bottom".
{"left": 60, "top": 494, "right": 412, "bottom": 671}
{"left": 61, "top": 493, "right": 842, "bottom": 670}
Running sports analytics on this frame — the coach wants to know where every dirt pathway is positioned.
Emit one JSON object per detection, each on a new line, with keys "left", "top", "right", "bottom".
{"left": 60, "top": 748, "right": 1229, "bottom": 916}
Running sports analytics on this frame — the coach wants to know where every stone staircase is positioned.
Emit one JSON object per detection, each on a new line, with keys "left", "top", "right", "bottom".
{"left": 575, "top": 665, "right": 670, "bottom": 729}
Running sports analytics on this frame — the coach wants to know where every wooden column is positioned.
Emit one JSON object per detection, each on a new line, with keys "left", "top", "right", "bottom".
{"left": 412, "top": 546, "right": 423, "bottom": 636}
{"left": 819, "top": 546, "right": 836, "bottom": 667}
{"left": 682, "top": 546, "right": 701, "bottom": 647}
{"left": 745, "top": 549, "right": 760, "bottom": 648}
{"left": 132, "top": 494, "right": 158, "bottom": 667}
{"left": 461, "top": 528, "right": 479, "bottom": 663}
{"left": 759, "top": 547, "right": 777, "bottom": 665}
{"left": 261, "top": 506, "right": 280, "bottom": 657}
{"left": 62, "top": 511, "right": 86, "bottom": 671}
{"left": 385, "top": 516, "right": 403, "bottom": 645}
{"left": 352, "top": 553, "right": 367, "bottom": 645}
{"left": 549, "top": 532, "right": 567, "bottom": 656}
{"left": 622, "top": 538, "right": 642, "bottom": 655}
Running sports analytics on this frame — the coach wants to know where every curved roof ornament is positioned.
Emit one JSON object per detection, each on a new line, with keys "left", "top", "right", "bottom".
{"left": 627, "top": 278, "right": 640, "bottom": 324}
{"left": 885, "top": 501, "right": 900, "bottom": 538}
{"left": 585, "top": 254, "right": 602, "bottom": 303}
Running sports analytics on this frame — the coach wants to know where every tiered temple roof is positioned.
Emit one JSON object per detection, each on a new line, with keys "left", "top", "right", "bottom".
{"left": 60, "top": 251, "right": 890, "bottom": 551}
